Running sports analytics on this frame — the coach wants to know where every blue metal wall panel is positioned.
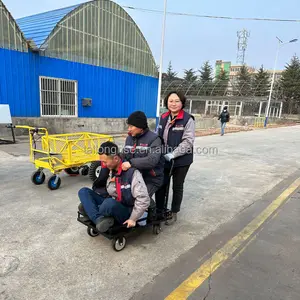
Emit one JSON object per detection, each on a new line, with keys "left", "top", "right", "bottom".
{"left": 0, "top": 49, "right": 40, "bottom": 117}
{"left": 0, "top": 48, "right": 158, "bottom": 118}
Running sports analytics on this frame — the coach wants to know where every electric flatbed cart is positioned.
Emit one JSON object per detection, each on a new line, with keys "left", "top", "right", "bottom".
{"left": 77, "top": 161, "right": 175, "bottom": 251}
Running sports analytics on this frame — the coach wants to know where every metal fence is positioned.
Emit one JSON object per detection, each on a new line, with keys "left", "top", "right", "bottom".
{"left": 161, "top": 79, "right": 300, "bottom": 117}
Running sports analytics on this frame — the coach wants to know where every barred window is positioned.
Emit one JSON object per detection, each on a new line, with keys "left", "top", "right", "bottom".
{"left": 40, "top": 76, "right": 78, "bottom": 117}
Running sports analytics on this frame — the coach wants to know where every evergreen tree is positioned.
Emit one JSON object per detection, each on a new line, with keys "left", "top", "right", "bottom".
{"left": 198, "top": 61, "right": 213, "bottom": 95}
{"left": 213, "top": 69, "right": 229, "bottom": 96}
{"left": 165, "top": 61, "right": 177, "bottom": 81}
{"left": 253, "top": 65, "right": 270, "bottom": 96}
{"left": 218, "top": 68, "right": 229, "bottom": 81}
{"left": 236, "top": 65, "right": 252, "bottom": 96}
{"left": 199, "top": 61, "right": 213, "bottom": 82}
{"left": 280, "top": 55, "right": 300, "bottom": 113}
{"left": 183, "top": 68, "right": 198, "bottom": 82}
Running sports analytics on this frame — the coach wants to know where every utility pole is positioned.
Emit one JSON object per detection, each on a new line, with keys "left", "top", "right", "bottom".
{"left": 156, "top": 0, "right": 168, "bottom": 129}
{"left": 264, "top": 37, "right": 298, "bottom": 127}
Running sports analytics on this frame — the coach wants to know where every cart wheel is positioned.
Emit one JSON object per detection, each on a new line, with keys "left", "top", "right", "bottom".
{"left": 89, "top": 161, "right": 102, "bottom": 181}
{"left": 47, "top": 175, "right": 61, "bottom": 190}
{"left": 64, "top": 167, "right": 80, "bottom": 176}
{"left": 80, "top": 166, "right": 89, "bottom": 176}
{"left": 153, "top": 225, "right": 161, "bottom": 235}
{"left": 87, "top": 227, "right": 99, "bottom": 237}
{"left": 31, "top": 170, "right": 45, "bottom": 185}
{"left": 112, "top": 236, "right": 126, "bottom": 252}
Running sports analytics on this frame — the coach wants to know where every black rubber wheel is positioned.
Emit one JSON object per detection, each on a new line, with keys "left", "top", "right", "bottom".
{"left": 89, "top": 161, "right": 102, "bottom": 181}
{"left": 153, "top": 225, "right": 161, "bottom": 235}
{"left": 87, "top": 227, "right": 99, "bottom": 237}
{"left": 112, "top": 236, "right": 126, "bottom": 252}
{"left": 64, "top": 167, "right": 80, "bottom": 176}
{"left": 47, "top": 175, "right": 61, "bottom": 190}
{"left": 80, "top": 166, "right": 89, "bottom": 176}
{"left": 31, "top": 170, "right": 45, "bottom": 185}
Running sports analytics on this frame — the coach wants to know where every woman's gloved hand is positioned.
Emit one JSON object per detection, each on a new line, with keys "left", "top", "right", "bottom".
{"left": 164, "top": 153, "right": 175, "bottom": 162}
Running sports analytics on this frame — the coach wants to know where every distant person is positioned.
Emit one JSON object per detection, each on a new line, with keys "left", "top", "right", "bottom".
{"left": 155, "top": 91, "right": 195, "bottom": 225}
{"left": 218, "top": 106, "right": 230, "bottom": 136}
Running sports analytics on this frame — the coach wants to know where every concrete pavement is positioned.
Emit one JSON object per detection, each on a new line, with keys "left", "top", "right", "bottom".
{"left": 132, "top": 168, "right": 300, "bottom": 300}
{"left": 1, "top": 125, "right": 300, "bottom": 300}
{"left": 189, "top": 184, "right": 300, "bottom": 300}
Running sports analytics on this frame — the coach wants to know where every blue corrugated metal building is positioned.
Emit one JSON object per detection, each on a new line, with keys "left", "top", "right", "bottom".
{"left": 0, "top": 0, "right": 158, "bottom": 119}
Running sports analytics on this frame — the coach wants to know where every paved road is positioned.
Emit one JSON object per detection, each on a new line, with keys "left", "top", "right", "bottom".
{"left": 133, "top": 170, "right": 300, "bottom": 300}
{"left": 190, "top": 184, "right": 300, "bottom": 300}
{"left": 1, "top": 125, "right": 300, "bottom": 300}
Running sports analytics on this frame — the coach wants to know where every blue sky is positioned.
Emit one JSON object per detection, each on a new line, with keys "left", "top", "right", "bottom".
{"left": 5, "top": 0, "right": 300, "bottom": 77}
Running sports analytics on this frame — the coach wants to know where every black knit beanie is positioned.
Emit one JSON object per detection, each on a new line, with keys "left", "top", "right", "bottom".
{"left": 127, "top": 111, "right": 148, "bottom": 129}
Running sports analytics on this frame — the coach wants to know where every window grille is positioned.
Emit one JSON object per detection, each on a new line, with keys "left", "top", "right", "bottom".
{"left": 40, "top": 76, "right": 78, "bottom": 117}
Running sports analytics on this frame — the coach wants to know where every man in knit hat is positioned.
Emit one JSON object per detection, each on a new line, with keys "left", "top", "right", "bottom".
{"left": 121, "top": 111, "right": 164, "bottom": 210}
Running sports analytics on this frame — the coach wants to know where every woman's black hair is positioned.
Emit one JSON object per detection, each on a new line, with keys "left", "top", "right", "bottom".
{"left": 164, "top": 91, "right": 187, "bottom": 110}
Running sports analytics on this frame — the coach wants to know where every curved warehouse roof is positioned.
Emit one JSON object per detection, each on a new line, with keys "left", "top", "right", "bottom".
{"left": 14, "top": 0, "right": 157, "bottom": 76}
{"left": 16, "top": 4, "right": 80, "bottom": 49}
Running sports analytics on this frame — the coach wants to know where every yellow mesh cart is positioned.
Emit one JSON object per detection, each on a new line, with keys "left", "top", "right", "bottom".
{"left": 15, "top": 126, "right": 114, "bottom": 190}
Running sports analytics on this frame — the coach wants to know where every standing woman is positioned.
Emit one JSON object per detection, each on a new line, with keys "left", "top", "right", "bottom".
{"left": 155, "top": 91, "right": 195, "bottom": 224}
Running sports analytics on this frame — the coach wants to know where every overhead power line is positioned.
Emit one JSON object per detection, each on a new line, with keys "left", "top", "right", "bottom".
{"left": 123, "top": 6, "right": 300, "bottom": 23}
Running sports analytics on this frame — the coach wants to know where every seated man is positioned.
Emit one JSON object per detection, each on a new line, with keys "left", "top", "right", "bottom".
{"left": 78, "top": 141, "right": 150, "bottom": 233}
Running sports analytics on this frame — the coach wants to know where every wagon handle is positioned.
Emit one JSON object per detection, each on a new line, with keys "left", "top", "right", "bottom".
{"left": 13, "top": 125, "right": 49, "bottom": 162}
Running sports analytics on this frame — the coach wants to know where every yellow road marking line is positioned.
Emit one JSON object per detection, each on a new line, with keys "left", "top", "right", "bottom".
{"left": 233, "top": 207, "right": 281, "bottom": 261}
{"left": 232, "top": 229, "right": 260, "bottom": 261}
{"left": 165, "top": 177, "right": 300, "bottom": 300}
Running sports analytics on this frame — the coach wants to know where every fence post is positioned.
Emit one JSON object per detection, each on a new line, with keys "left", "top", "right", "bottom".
{"left": 279, "top": 102, "right": 283, "bottom": 118}
{"left": 258, "top": 101, "right": 262, "bottom": 117}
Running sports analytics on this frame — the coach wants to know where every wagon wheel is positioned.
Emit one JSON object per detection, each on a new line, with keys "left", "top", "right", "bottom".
{"left": 87, "top": 227, "right": 99, "bottom": 237}
{"left": 47, "top": 175, "right": 61, "bottom": 190}
{"left": 112, "top": 236, "right": 127, "bottom": 252}
{"left": 80, "top": 165, "right": 90, "bottom": 176}
{"left": 64, "top": 167, "right": 80, "bottom": 176}
{"left": 89, "top": 161, "right": 102, "bottom": 181}
{"left": 31, "top": 170, "right": 45, "bottom": 185}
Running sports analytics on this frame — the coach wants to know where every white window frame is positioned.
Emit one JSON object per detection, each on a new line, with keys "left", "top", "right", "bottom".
{"left": 39, "top": 76, "right": 78, "bottom": 117}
